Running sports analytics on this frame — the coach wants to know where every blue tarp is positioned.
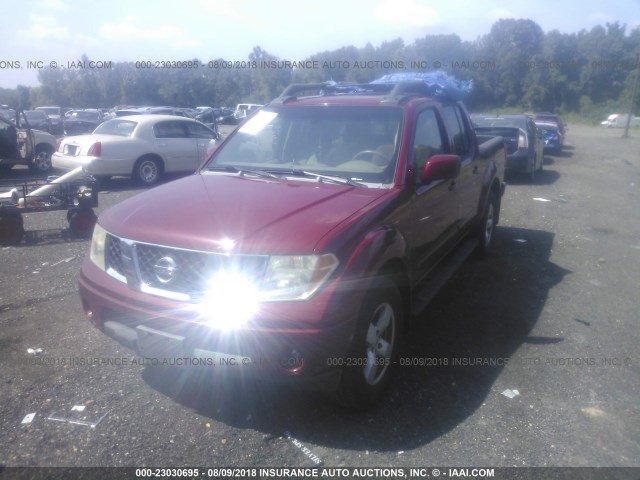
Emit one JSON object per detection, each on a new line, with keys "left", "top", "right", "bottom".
{"left": 371, "top": 71, "right": 473, "bottom": 100}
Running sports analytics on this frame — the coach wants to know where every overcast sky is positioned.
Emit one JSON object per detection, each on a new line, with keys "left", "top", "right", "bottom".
{"left": 1, "top": 0, "right": 639, "bottom": 88}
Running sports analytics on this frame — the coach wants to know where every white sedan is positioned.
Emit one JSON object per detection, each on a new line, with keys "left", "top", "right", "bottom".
{"left": 52, "top": 115, "right": 219, "bottom": 185}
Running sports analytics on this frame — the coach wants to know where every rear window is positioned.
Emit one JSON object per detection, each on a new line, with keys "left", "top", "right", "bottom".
{"left": 93, "top": 119, "right": 137, "bottom": 136}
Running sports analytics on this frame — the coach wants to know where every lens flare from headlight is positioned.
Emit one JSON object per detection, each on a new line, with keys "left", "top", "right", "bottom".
{"left": 197, "top": 270, "right": 260, "bottom": 330}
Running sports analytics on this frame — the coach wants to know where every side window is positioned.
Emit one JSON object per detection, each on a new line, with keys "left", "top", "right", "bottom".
{"left": 187, "top": 122, "right": 215, "bottom": 139}
{"left": 442, "top": 105, "right": 471, "bottom": 157}
{"left": 413, "top": 109, "right": 444, "bottom": 180}
{"left": 153, "top": 121, "right": 189, "bottom": 139}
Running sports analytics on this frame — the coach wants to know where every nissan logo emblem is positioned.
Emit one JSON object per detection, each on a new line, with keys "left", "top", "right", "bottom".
{"left": 153, "top": 256, "right": 178, "bottom": 284}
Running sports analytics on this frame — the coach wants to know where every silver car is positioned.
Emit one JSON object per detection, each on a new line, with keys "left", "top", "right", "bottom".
{"left": 52, "top": 115, "right": 218, "bottom": 185}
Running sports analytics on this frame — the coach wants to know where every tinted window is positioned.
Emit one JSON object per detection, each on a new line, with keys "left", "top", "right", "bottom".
{"left": 153, "top": 121, "right": 189, "bottom": 138}
{"left": 442, "top": 105, "right": 470, "bottom": 156}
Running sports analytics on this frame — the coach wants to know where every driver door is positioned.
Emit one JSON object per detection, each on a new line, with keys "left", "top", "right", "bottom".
{"left": 14, "top": 112, "right": 34, "bottom": 161}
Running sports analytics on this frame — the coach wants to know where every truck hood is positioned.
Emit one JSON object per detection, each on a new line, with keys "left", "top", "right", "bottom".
{"left": 99, "top": 174, "right": 390, "bottom": 254}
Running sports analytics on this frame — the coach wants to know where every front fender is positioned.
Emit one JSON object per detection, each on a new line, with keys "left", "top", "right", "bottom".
{"left": 340, "top": 225, "right": 408, "bottom": 288}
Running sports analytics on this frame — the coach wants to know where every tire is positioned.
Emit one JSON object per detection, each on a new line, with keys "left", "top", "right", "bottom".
{"left": 475, "top": 190, "right": 499, "bottom": 258}
{"left": 337, "top": 277, "right": 403, "bottom": 410}
{"left": 68, "top": 209, "right": 97, "bottom": 238}
{"left": 29, "top": 147, "right": 53, "bottom": 173}
{"left": 0, "top": 214, "right": 25, "bottom": 246}
{"left": 133, "top": 156, "right": 162, "bottom": 186}
{"left": 537, "top": 154, "right": 544, "bottom": 172}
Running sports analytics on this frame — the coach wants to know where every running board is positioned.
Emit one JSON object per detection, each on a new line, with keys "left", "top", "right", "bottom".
{"left": 410, "top": 238, "right": 479, "bottom": 317}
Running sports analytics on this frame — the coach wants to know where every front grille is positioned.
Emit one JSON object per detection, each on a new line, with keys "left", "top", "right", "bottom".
{"left": 104, "top": 234, "right": 269, "bottom": 302}
{"left": 136, "top": 244, "right": 214, "bottom": 296}
{"left": 106, "top": 234, "right": 125, "bottom": 277}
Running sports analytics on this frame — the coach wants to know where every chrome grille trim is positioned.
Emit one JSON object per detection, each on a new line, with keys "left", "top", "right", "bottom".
{"left": 103, "top": 234, "right": 269, "bottom": 302}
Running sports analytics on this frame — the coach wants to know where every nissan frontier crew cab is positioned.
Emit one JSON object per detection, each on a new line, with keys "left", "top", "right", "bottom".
{"left": 80, "top": 80, "right": 506, "bottom": 409}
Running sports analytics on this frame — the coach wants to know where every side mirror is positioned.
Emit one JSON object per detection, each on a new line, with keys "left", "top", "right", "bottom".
{"left": 420, "top": 154, "right": 461, "bottom": 182}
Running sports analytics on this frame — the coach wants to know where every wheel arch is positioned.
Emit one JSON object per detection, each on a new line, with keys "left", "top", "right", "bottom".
{"left": 134, "top": 153, "right": 165, "bottom": 171}
{"left": 132, "top": 153, "right": 165, "bottom": 184}
{"left": 35, "top": 142, "right": 55, "bottom": 154}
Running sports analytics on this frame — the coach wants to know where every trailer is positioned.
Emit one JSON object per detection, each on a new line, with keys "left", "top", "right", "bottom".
{"left": 0, "top": 167, "right": 98, "bottom": 245}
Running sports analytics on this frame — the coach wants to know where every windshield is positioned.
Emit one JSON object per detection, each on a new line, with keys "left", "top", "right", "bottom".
{"left": 205, "top": 106, "right": 403, "bottom": 185}
{"left": 93, "top": 118, "right": 137, "bottom": 136}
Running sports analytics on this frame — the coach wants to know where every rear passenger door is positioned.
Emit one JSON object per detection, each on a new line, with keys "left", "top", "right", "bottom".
{"left": 152, "top": 120, "right": 198, "bottom": 172}
{"left": 441, "top": 104, "right": 481, "bottom": 228}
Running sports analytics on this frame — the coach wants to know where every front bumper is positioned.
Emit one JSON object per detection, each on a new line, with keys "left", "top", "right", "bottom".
{"left": 78, "top": 257, "right": 361, "bottom": 392}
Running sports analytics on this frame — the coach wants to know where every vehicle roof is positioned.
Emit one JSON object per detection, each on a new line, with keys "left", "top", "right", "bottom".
{"left": 108, "top": 114, "right": 199, "bottom": 123}
{"left": 269, "top": 95, "right": 413, "bottom": 108}
{"left": 269, "top": 81, "right": 465, "bottom": 110}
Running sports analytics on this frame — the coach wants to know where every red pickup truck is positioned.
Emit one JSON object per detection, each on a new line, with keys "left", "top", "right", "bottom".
{"left": 79, "top": 80, "right": 506, "bottom": 409}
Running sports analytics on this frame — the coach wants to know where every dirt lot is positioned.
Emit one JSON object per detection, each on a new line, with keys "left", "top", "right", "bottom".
{"left": 0, "top": 124, "right": 638, "bottom": 477}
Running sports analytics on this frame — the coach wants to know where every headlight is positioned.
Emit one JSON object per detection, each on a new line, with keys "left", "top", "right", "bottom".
{"left": 89, "top": 223, "right": 107, "bottom": 271}
{"left": 260, "top": 254, "right": 339, "bottom": 301}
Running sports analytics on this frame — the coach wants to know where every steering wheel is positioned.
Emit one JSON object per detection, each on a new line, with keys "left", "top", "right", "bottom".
{"left": 351, "top": 149, "right": 389, "bottom": 165}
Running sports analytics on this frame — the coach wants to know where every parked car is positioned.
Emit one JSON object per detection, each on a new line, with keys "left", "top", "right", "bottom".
{"left": 78, "top": 80, "right": 506, "bottom": 409}
{"left": 472, "top": 114, "right": 543, "bottom": 180}
{"left": 0, "top": 108, "right": 16, "bottom": 124}
{"left": 533, "top": 112, "right": 566, "bottom": 136}
{"left": 35, "top": 106, "right": 65, "bottom": 134}
{"left": 232, "top": 103, "right": 262, "bottom": 123}
{"left": 63, "top": 109, "right": 104, "bottom": 135}
{"left": 52, "top": 115, "right": 218, "bottom": 185}
{"left": 194, "top": 108, "right": 223, "bottom": 137}
{"left": 215, "top": 107, "right": 237, "bottom": 125}
{"left": 535, "top": 122, "right": 563, "bottom": 152}
{"left": 601, "top": 113, "right": 640, "bottom": 128}
{"left": 23, "top": 110, "right": 52, "bottom": 133}
{"left": 0, "top": 110, "right": 57, "bottom": 173}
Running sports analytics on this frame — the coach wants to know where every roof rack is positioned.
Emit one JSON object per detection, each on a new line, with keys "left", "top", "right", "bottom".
{"left": 272, "top": 80, "right": 445, "bottom": 105}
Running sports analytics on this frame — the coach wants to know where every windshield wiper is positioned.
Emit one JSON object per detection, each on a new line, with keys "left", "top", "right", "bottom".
{"left": 287, "top": 170, "right": 365, "bottom": 187}
{"left": 205, "top": 165, "right": 280, "bottom": 179}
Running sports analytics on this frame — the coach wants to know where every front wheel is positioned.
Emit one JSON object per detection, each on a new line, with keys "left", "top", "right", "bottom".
{"left": 337, "top": 277, "right": 403, "bottom": 410}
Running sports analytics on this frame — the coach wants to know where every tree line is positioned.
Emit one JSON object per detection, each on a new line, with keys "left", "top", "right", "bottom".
{"left": 1, "top": 19, "right": 638, "bottom": 122}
